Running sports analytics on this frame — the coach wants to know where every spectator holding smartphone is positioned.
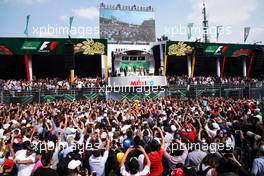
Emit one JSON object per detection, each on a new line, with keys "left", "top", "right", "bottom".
{"left": 120, "top": 145, "right": 150, "bottom": 176}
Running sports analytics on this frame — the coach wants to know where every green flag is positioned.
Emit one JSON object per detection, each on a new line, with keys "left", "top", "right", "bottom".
{"left": 24, "top": 15, "right": 30, "bottom": 37}
{"left": 187, "top": 23, "right": 194, "bottom": 40}
{"left": 69, "top": 16, "right": 74, "bottom": 36}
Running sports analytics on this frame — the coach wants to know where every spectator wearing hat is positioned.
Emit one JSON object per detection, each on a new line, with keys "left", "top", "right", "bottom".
{"left": 205, "top": 120, "right": 220, "bottom": 138}
{"left": 67, "top": 159, "right": 82, "bottom": 176}
{"left": 120, "top": 145, "right": 150, "bottom": 176}
{"left": 0, "top": 159, "right": 16, "bottom": 176}
{"left": 12, "top": 141, "right": 36, "bottom": 176}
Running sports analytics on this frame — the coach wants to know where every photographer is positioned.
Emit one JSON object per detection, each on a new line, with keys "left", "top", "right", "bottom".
{"left": 89, "top": 137, "right": 110, "bottom": 176}
{"left": 164, "top": 139, "right": 188, "bottom": 171}
{"left": 147, "top": 127, "right": 165, "bottom": 176}
{"left": 120, "top": 146, "right": 150, "bottom": 176}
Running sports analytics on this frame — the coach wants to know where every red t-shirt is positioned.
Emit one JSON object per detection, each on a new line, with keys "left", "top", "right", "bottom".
{"left": 148, "top": 149, "right": 163, "bottom": 176}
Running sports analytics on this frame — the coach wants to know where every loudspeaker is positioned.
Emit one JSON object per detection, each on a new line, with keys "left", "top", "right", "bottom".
{"left": 151, "top": 44, "right": 161, "bottom": 75}
{"left": 64, "top": 42, "right": 75, "bottom": 70}
{"left": 111, "top": 51, "right": 115, "bottom": 76}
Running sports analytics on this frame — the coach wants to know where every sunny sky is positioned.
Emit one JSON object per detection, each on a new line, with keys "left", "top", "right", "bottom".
{"left": 0, "top": 0, "right": 264, "bottom": 44}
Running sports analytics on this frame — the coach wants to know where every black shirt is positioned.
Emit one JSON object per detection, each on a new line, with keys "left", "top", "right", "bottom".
{"left": 33, "top": 167, "right": 58, "bottom": 176}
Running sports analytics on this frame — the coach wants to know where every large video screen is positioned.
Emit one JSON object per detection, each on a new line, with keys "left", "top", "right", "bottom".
{"left": 100, "top": 9, "right": 155, "bottom": 42}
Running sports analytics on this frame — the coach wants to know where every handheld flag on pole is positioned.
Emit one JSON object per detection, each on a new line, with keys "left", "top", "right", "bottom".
{"left": 24, "top": 15, "right": 30, "bottom": 37}
{"left": 244, "top": 27, "right": 250, "bottom": 43}
{"left": 69, "top": 16, "right": 74, "bottom": 36}
{"left": 187, "top": 23, "right": 194, "bottom": 41}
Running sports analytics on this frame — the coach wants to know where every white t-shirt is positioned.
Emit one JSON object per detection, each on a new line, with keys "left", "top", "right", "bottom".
{"left": 15, "top": 149, "right": 36, "bottom": 176}
{"left": 89, "top": 150, "right": 109, "bottom": 176}
{"left": 120, "top": 165, "right": 150, "bottom": 176}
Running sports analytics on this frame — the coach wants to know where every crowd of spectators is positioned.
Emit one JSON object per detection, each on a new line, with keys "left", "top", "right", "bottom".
{"left": 0, "top": 97, "right": 263, "bottom": 176}
{"left": 167, "top": 76, "right": 264, "bottom": 87}
{"left": 0, "top": 77, "right": 106, "bottom": 91}
{"left": 1, "top": 75, "right": 264, "bottom": 92}
{"left": 100, "top": 17, "right": 155, "bottom": 42}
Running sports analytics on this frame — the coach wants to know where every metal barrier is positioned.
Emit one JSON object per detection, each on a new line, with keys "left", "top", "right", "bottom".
{"left": 0, "top": 85, "right": 263, "bottom": 104}
{"left": 168, "top": 84, "right": 264, "bottom": 99}
{"left": 0, "top": 88, "right": 104, "bottom": 104}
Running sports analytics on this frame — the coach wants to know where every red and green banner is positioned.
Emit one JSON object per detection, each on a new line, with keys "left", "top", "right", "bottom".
{"left": 166, "top": 41, "right": 262, "bottom": 57}
{"left": 0, "top": 37, "right": 107, "bottom": 55}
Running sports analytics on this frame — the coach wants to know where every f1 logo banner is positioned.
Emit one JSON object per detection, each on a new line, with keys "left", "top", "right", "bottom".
{"left": 38, "top": 41, "right": 59, "bottom": 53}
{"left": 21, "top": 41, "right": 59, "bottom": 53}
{"left": 0, "top": 38, "right": 107, "bottom": 55}
{"left": 204, "top": 45, "right": 223, "bottom": 56}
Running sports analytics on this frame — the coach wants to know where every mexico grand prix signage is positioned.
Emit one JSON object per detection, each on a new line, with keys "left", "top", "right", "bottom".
{"left": 130, "top": 79, "right": 155, "bottom": 86}
{"left": 166, "top": 41, "right": 260, "bottom": 57}
{"left": 0, "top": 38, "right": 107, "bottom": 55}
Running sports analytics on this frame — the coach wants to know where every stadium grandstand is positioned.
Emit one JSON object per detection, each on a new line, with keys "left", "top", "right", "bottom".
{"left": 0, "top": 1, "right": 264, "bottom": 176}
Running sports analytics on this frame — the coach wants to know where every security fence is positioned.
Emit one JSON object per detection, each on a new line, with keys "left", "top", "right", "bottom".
{"left": 1, "top": 88, "right": 105, "bottom": 104}
{"left": 0, "top": 85, "right": 264, "bottom": 104}
{"left": 168, "top": 84, "right": 264, "bottom": 100}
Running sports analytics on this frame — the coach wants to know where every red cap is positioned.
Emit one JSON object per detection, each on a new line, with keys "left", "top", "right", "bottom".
{"left": 174, "top": 168, "right": 185, "bottom": 176}
{"left": 2, "top": 160, "right": 15, "bottom": 169}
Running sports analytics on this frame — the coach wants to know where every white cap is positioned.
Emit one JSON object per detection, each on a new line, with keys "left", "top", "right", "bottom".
{"left": 255, "top": 115, "right": 262, "bottom": 122}
{"left": 22, "top": 136, "right": 30, "bottom": 143}
{"left": 3, "top": 124, "right": 10, "bottom": 130}
{"left": 164, "top": 133, "right": 173, "bottom": 142}
{"left": 68, "top": 160, "right": 81, "bottom": 170}
{"left": 246, "top": 131, "right": 255, "bottom": 137}
{"left": 171, "top": 125, "right": 177, "bottom": 132}
{"left": 255, "top": 134, "right": 262, "bottom": 141}
{"left": 153, "top": 137, "right": 160, "bottom": 144}
{"left": 121, "top": 125, "right": 131, "bottom": 133}
{"left": 22, "top": 119, "right": 27, "bottom": 124}
{"left": 212, "top": 122, "right": 220, "bottom": 129}
{"left": 101, "top": 132, "right": 107, "bottom": 139}
{"left": 95, "top": 129, "right": 100, "bottom": 134}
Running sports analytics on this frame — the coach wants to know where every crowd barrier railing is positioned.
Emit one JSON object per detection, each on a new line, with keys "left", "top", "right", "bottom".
{"left": 0, "top": 85, "right": 263, "bottom": 104}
